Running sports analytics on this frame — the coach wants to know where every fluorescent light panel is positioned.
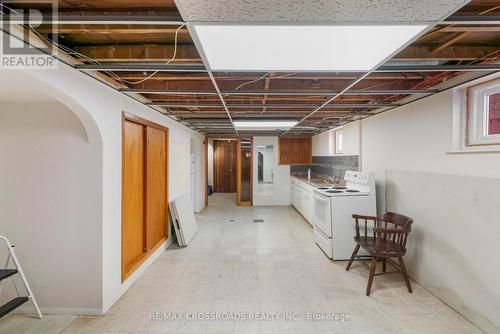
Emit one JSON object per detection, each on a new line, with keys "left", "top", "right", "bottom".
{"left": 193, "top": 25, "right": 427, "bottom": 71}
{"left": 234, "top": 121, "right": 298, "bottom": 129}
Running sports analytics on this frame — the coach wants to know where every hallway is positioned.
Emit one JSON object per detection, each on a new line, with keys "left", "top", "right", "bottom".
{"left": 1, "top": 194, "right": 482, "bottom": 333}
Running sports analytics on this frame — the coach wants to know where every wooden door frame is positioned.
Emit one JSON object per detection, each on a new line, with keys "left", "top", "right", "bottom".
{"left": 204, "top": 137, "right": 238, "bottom": 205}
{"left": 237, "top": 137, "right": 253, "bottom": 206}
{"left": 204, "top": 136, "right": 208, "bottom": 207}
{"left": 121, "top": 112, "right": 169, "bottom": 282}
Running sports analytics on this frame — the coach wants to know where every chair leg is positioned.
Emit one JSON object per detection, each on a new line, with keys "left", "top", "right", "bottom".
{"left": 382, "top": 258, "right": 387, "bottom": 273}
{"left": 346, "top": 245, "right": 360, "bottom": 271}
{"left": 366, "top": 258, "right": 377, "bottom": 296}
{"left": 398, "top": 257, "right": 412, "bottom": 293}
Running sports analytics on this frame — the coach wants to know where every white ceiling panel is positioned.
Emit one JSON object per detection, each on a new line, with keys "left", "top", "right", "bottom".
{"left": 175, "top": 0, "right": 468, "bottom": 23}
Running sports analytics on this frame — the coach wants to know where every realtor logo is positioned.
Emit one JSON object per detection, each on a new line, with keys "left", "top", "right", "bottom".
{"left": 0, "top": 0, "right": 58, "bottom": 69}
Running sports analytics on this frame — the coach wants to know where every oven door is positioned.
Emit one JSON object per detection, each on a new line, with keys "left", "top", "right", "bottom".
{"left": 313, "top": 192, "right": 332, "bottom": 237}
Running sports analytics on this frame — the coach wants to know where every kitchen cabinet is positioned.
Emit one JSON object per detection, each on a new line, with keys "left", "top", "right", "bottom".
{"left": 279, "top": 138, "right": 312, "bottom": 165}
{"left": 300, "top": 188, "right": 314, "bottom": 223}
{"left": 290, "top": 177, "right": 314, "bottom": 225}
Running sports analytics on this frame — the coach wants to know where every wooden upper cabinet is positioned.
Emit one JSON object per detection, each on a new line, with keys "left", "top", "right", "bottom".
{"left": 278, "top": 137, "right": 312, "bottom": 165}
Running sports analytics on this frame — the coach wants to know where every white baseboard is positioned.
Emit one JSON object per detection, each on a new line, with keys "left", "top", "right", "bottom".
{"left": 13, "top": 306, "right": 102, "bottom": 316}
{"left": 102, "top": 237, "right": 173, "bottom": 314}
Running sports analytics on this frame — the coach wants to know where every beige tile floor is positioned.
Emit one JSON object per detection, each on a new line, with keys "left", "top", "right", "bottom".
{"left": 1, "top": 193, "right": 484, "bottom": 334}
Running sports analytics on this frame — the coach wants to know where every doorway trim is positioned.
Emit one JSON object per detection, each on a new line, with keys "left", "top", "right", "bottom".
{"left": 237, "top": 137, "right": 253, "bottom": 206}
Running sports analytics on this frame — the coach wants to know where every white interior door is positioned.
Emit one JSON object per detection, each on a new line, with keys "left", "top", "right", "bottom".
{"left": 252, "top": 137, "right": 290, "bottom": 205}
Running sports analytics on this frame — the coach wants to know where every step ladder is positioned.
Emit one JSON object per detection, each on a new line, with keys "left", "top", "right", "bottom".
{"left": 0, "top": 236, "right": 42, "bottom": 319}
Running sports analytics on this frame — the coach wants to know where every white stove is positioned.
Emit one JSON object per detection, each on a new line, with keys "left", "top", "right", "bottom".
{"left": 312, "top": 171, "right": 377, "bottom": 259}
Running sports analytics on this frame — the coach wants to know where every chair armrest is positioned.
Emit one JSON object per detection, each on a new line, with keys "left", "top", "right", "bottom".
{"left": 352, "top": 214, "right": 380, "bottom": 221}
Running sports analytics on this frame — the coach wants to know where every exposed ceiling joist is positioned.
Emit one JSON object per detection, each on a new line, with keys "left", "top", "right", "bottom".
{"left": 148, "top": 103, "right": 399, "bottom": 108}
{"left": 75, "top": 63, "right": 500, "bottom": 73}
{"left": 170, "top": 112, "right": 374, "bottom": 118}
{"left": 69, "top": 44, "right": 497, "bottom": 62}
{"left": 432, "top": 32, "right": 470, "bottom": 52}
{"left": 1, "top": 14, "right": 185, "bottom": 25}
{"left": 75, "top": 63, "right": 207, "bottom": 72}
{"left": 5, "top": 13, "right": 498, "bottom": 25}
{"left": 121, "top": 88, "right": 437, "bottom": 95}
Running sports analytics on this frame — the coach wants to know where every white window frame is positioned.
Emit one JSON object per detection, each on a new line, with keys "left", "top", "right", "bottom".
{"left": 334, "top": 129, "right": 343, "bottom": 154}
{"left": 466, "top": 79, "right": 500, "bottom": 146}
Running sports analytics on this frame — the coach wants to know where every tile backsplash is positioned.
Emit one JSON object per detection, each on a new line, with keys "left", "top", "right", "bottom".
{"left": 290, "top": 155, "right": 359, "bottom": 179}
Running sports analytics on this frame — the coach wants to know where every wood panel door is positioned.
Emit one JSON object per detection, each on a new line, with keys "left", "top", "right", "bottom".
{"left": 214, "top": 140, "right": 237, "bottom": 192}
{"left": 122, "top": 113, "right": 169, "bottom": 282}
{"left": 146, "top": 127, "right": 167, "bottom": 251}
{"left": 122, "top": 120, "right": 146, "bottom": 277}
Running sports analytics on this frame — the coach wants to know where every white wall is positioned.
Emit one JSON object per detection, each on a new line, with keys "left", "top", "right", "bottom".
{"left": 0, "top": 101, "right": 102, "bottom": 314}
{"left": 359, "top": 73, "right": 500, "bottom": 333}
{"left": 312, "top": 122, "right": 360, "bottom": 156}
{"left": 0, "top": 39, "right": 205, "bottom": 314}
{"left": 253, "top": 137, "right": 290, "bottom": 205}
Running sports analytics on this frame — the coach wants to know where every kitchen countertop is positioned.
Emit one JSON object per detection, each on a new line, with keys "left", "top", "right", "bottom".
{"left": 290, "top": 174, "right": 338, "bottom": 187}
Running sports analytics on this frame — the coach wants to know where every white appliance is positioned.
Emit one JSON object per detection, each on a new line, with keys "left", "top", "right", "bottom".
{"left": 312, "top": 171, "right": 376, "bottom": 260}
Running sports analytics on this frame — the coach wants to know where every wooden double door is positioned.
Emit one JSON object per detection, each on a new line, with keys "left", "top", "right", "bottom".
{"left": 122, "top": 114, "right": 168, "bottom": 281}
{"left": 214, "top": 140, "right": 237, "bottom": 192}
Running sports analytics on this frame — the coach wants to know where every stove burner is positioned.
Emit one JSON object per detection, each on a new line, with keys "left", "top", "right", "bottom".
{"left": 332, "top": 186, "right": 347, "bottom": 189}
{"left": 317, "top": 187, "right": 330, "bottom": 190}
{"left": 346, "top": 189, "right": 360, "bottom": 193}
{"left": 326, "top": 190, "right": 343, "bottom": 193}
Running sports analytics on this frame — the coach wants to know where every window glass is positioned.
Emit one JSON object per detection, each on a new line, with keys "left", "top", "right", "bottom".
{"left": 487, "top": 92, "right": 500, "bottom": 135}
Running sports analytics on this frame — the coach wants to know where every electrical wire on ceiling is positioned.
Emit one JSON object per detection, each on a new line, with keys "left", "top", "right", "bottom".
{"left": 114, "top": 23, "right": 186, "bottom": 85}
{"left": 232, "top": 72, "right": 298, "bottom": 91}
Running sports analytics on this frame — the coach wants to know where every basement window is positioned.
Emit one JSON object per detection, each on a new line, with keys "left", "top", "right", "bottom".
{"left": 466, "top": 79, "right": 500, "bottom": 146}
{"left": 334, "top": 129, "right": 343, "bottom": 154}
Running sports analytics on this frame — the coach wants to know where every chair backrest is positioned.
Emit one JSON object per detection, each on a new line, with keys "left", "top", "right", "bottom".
{"left": 382, "top": 212, "right": 413, "bottom": 232}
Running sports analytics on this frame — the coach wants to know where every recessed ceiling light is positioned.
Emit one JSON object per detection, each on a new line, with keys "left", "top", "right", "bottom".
{"left": 193, "top": 24, "right": 427, "bottom": 71}
{"left": 234, "top": 120, "right": 298, "bottom": 129}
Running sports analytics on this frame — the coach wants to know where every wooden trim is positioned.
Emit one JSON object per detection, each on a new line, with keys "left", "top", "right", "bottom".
{"left": 204, "top": 136, "right": 208, "bottom": 207}
{"left": 121, "top": 112, "right": 126, "bottom": 282}
{"left": 122, "top": 236, "right": 166, "bottom": 282}
{"left": 237, "top": 137, "right": 241, "bottom": 205}
{"left": 121, "top": 112, "right": 169, "bottom": 282}
{"left": 236, "top": 137, "right": 253, "bottom": 206}
{"left": 465, "top": 78, "right": 500, "bottom": 147}
{"left": 123, "top": 112, "right": 169, "bottom": 132}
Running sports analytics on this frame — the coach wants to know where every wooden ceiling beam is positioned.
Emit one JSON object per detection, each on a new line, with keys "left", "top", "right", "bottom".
{"left": 74, "top": 45, "right": 201, "bottom": 63}
{"left": 396, "top": 44, "right": 498, "bottom": 61}
{"left": 439, "top": 26, "right": 500, "bottom": 33}
{"left": 72, "top": 44, "right": 498, "bottom": 63}
{"left": 115, "top": 74, "right": 425, "bottom": 81}
{"left": 432, "top": 32, "right": 470, "bottom": 52}
{"left": 37, "top": 24, "right": 189, "bottom": 35}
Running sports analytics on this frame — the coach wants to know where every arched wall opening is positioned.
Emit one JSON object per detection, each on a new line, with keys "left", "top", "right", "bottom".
{"left": 0, "top": 71, "right": 104, "bottom": 314}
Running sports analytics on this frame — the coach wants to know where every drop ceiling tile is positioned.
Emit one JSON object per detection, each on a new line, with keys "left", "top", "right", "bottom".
{"left": 174, "top": 0, "right": 468, "bottom": 22}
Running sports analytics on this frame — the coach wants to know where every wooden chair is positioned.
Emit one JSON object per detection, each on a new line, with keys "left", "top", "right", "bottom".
{"left": 345, "top": 212, "right": 413, "bottom": 296}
